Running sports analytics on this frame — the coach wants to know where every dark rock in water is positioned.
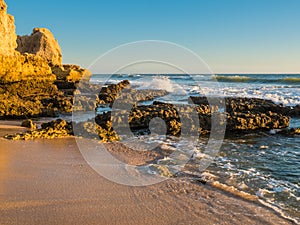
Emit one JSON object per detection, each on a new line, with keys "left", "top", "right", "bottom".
{"left": 277, "top": 127, "right": 300, "bottom": 136}
{"left": 190, "top": 96, "right": 291, "bottom": 115}
{"left": 2, "top": 78, "right": 293, "bottom": 141}
{"left": 226, "top": 111, "right": 290, "bottom": 131}
{"left": 190, "top": 96, "right": 290, "bottom": 131}
{"left": 5, "top": 119, "right": 73, "bottom": 140}
{"left": 98, "top": 80, "right": 130, "bottom": 104}
{"left": 21, "top": 119, "right": 36, "bottom": 130}
{"left": 90, "top": 91, "right": 292, "bottom": 141}
{"left": 97, "top": 80, "right": 168, "bottom": 107}
{"left": 95, "top": 101, "right": 212, "bottom": 138}
{"left": 288, "top": 105, "right": 300, "bottom": 117}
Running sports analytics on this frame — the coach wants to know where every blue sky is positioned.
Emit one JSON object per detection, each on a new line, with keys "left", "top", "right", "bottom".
{"left": 6, "top": 0, "right": 300, "bottom": 73}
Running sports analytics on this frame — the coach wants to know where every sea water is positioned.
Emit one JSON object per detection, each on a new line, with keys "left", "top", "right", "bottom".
{"left": 90, "top": 74, "right": 300, "bottom": 222}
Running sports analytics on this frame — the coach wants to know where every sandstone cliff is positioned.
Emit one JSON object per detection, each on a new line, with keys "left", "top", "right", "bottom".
{"left": 0, "top": 0, "right": 17, "bottom": 55}
{"left": 17, "top": 28, "right": 62, "bottom": 66}
{"left": 0, "top": 0, "right": 90, "bottom": 84}
{"left": 0, "top": 0, "right": 91, "bottom": 118}
{"left": 0, "top": 53, "right": 54, "bottom": 83}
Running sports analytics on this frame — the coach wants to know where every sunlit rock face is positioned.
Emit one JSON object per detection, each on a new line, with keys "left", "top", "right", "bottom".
{"left": 17, "top": 28, "right": 63, "bottom": 66}
{"left": 0, "top": 0, "right": 17, "bottom": 56}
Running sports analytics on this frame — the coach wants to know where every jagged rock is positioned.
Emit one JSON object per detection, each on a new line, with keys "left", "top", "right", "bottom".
{"left": 189, "top": 96, "right": 290, "bottom": 115}
{"left": 0, "top": 0, "right": 17, "bottom": 56}
{"left": 289, "top": 105, "right": 300, "bottom": 117}
{"left": 52, "top": 64, "right": 91, "bottom": 82}
{"left": 0, "top": 53, "right": 54, "bottom": 83}
{"left": 94, "top": 86, "right": 290, "bottom": 140}
{"left": 226, "top": 111, "right": 290, "bottom": 131}
{"left": 21, "top": 119, "right": 37, "bottom": 130}
{"left": 5, "top": 119, "right": 73, "bottom": 140}
{"left": 278, "top": 127, "right": 300, "bottom": 136}
{"left": 0, "top": 80, "right": 71, "bottom": 118}
{"left": 98, "top": 80, "right": 131, "bottom": 104}
{"left": 16, "top": 28, "right": 62, "bottom": 66}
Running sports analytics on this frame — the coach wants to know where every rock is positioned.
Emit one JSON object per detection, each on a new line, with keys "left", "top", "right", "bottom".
{"left": 149, "top": 165, "right": 174, "bottom": 178}
{"left": 289, "top": 105, "right": 300, "bottom": 117}
{"left": 98, "top": 80, "right": 130, "bottom": 104}
{"left": 5, "top": 119, "right": 73, "bottom": 140}
{"left": 0, "top": 0, "right": 93, "bottom": 119}
{"left": 0, "top": 53, "right": 54, "bottom": 83}
{"left": 226, "top": 111, "right": 290, "bottom": 131}
{"left": 278, "top": 127, "right": 300, "bottom": 136}
{"left": 0, "top": 0, "right": 17, "bottom": 56}
{"left": 94, "top": 88, "right": 290, "bottom": 140}
{"left": 0, "top": 80, "right": 71, "bottom": 118}
{"left": 21, "top": 119, "right": 37, "bottom": 130}
{"left": 190, "top": 96, "right": 290, "bottom": 115}
{"left": 52, "top": 64, "right": 91, "bottom": 82}
{"left": 16, "top": 28, "right": 62, "bottom": 66}
{"left": 72, "top": 120, "right": 119, "bottom": 142}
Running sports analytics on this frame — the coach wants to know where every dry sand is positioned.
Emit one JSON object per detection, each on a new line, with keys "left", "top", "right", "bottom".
{"left": 0, "top": 124, "right": 295, "bottom": 225}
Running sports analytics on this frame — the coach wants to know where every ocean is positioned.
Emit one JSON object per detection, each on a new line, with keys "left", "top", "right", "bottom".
{"left": 89, "top": 74, "right": 300, "bottom": 223}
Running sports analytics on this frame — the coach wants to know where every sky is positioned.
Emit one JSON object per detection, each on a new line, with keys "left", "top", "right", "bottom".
{"left": 5, "top": 0, "right": 300, "bottom": 74}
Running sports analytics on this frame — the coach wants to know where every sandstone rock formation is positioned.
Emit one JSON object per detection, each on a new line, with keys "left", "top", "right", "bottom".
{"left": 0, "top": 53, "right": 54, "bottom": 83}
{"left": 17, "top": 28, "right": 62, "bottom": 66}
{"left": 76, "top": 80, "right": 291, "bottom": 142}
{"left": 0, "top": 0, "right": 17, "bottom": 55}
{"left": 0, "top": 0, "right": 92, "bottom": 118}
{"left": 5, "top": 119, "right": 73, "bottom": 140}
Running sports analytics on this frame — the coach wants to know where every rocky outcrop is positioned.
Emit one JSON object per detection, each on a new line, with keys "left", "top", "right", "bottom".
{"left": 0, "top": 0, "right": 92, "bottom": 118}
{"left": 4, "top": 79, "right": 292, "bottom": 141}
{"left": 21, "top": 119, "right": 37, "bottom": 130}
{"left": 5, "top": 119, "right": 73, "bottom": 140}
{"left": 0, "top": 80, "right": 72, "bottom": 118}
{"left": 91, "top": 81, "right": 291, "bottom": 140}
{"left": 97, "top": 80, "right": 168, "bottom": 107}
{"left": 278, "top": 127, "right": 300, "bottom": 136}
{"left": 288, "top": 105, "right": 300, "bottom": 117}
{"left": 0, "top": 53, "right": 54, "bottom": 83}
{"left": 98, "top": 80, "right": 130, "bottom": 104}
{"left": 0, "top": 0, "right": 17, "bottom": 55}
{"left": 17, "top": 28, "right": 62, "bottom": 66}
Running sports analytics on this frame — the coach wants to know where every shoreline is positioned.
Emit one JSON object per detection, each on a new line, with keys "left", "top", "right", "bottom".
{"left": 0, "top": 123, "right": 297, "bottom": 224}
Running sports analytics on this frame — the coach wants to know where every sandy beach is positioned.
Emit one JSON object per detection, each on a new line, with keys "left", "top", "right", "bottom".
{"left": 0, "top": 124, "right": 295, "bottom": 225}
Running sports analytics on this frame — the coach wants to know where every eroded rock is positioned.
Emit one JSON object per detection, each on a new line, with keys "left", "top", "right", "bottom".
{"left": 21, "top": 119, "right": 37, "bottom": 130}
{"left": 17, "top": 28, "right": 62, "bottom": 66}
{"left": 5, "top": 119, "right": 73, "bottom": 140}
{"left": 0, "top": 0, "right": 17, "bottom": 56}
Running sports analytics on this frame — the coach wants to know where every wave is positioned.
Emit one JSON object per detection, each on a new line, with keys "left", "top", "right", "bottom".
{"left": 213, "top": 75, "right": 300, "bottom": 85}
{"left": 280, "top": 77, "right": 300, "bottom": 83}
{"left": 214, "top": 75, "right": 253, "bottom": 82}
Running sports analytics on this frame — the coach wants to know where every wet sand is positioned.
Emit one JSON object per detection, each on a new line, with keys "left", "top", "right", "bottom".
{"left": 0, "top": 125, "right": 295, "bottom": 225}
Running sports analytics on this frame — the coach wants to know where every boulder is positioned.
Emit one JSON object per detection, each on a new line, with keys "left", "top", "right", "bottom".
{"left": 16, "top": 28, "right": 62, "bottom": 66}
{"left": 52, "top": 64, "right": 91, "bottom": 82}
{"left": 0, "top": 0, "right": 17, "bottom": 55}
{"left": 21, "top": 119, "right": 37, "bottom": 130}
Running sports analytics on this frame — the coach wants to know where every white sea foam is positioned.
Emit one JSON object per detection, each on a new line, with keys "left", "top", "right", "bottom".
{"left": 136, "top": 76, "right": 187, "bottom": 94}
{"left": 258, "top": 199, "right": 300, "bottom": 224}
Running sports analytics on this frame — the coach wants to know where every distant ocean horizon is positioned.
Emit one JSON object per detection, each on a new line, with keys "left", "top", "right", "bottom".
{"left": 92, "top": 73, "right": 300, "bottom": 106}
